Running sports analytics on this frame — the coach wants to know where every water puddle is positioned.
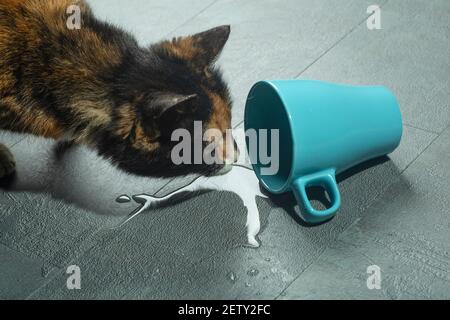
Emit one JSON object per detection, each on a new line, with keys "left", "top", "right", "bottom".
{"left": 116, "top": 165, "right": 267, "bottom": 247}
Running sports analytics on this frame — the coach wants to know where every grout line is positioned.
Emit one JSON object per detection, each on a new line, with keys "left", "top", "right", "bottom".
{"left": 400, "top": 124, "right": 449, "bottom": 175}
{"left": 163, "top": 0, "right": 219, "bottom": 38}
{"left": 152, "top": 178, "right": 176, "bottom": 196}
{"left": 274, "top": 247, "right": 329, "bottom": 300}
{"left": 403, "top": 123, "right": 441, "bottom": 135}
{"left": 293, "top": 0, "right": 390, "bottom": 80}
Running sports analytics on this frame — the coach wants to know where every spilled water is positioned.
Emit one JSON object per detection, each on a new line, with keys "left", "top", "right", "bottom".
{"left": 117, "top": 165, "right": 268, "bottom": 247}
{"left": 247, "top": 267, "right": 260, "bottom": 277}
{"left": 228, "top": 272, "right": 237, "bottom": 283}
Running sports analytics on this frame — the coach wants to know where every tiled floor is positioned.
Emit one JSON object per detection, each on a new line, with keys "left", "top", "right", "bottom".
{"left": 0, "top": 0, "right": 449, "bottom": 299}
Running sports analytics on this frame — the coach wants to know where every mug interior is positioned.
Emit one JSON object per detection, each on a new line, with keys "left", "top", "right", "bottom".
{"left": 244, "top": 82, "right": 293, "bottom": 193}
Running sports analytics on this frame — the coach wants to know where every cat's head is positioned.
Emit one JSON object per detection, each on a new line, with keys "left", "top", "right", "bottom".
{"left": 112, "top": 26, "right": 238, "bottom": 177}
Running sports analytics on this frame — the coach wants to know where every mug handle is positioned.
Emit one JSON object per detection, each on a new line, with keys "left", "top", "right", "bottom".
{"left": 291, "top": 168, "right": 341, "bottom": 224}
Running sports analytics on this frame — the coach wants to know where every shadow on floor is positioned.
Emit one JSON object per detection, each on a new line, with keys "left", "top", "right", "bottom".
{"left": 264, "top": 156, "right": 394, "bottom": 227}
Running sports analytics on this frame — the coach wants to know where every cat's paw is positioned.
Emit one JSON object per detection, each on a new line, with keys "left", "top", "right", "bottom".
{"left": 0, "top": 144, "right": 16, "bottom": 179}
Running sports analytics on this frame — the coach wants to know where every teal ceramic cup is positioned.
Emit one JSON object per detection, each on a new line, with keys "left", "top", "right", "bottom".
{"left": 244, "top": 80, "right": 402, "bottom": 224}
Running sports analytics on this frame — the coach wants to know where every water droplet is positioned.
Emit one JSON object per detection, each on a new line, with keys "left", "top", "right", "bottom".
{"left": 247, "top": 268, "right": 259, "bottom": 277}
{"left": 116, "top": 195, "right": 131, "bottom": 203}
{"left": 228, "top": 272, "right": 237, "bottom": 282}
{"left": 245, "top": 282, "right": 252, "bottom": 287}
{"left": 265, "top": 258, "right": 271, "bottom": 262}
{"left": 41, "top": 264, "right": 53, "bottom": 278}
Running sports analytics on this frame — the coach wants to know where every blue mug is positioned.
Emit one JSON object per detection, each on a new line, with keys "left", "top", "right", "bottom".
{"left": 244, "top": 80, "right": 402, "bottom": 224}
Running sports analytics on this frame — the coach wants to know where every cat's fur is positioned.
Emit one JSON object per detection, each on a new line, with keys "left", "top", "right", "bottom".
{"left": 0, "top": 0, "right": 237, "bottom": 179}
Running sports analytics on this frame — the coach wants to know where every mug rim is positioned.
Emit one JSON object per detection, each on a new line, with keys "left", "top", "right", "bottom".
{"left": 244, "top": 80, "right": 296, "bottom": 194}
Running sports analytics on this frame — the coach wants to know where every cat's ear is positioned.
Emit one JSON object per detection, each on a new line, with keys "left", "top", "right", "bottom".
{"left": 153, "top": 93, "right": 198, "bottom": 117}
{"left": 158, "top": 25, "right": 231, "bottom": 67}
{"left": 189, "top": 25, "right": 230, "bottom": 66}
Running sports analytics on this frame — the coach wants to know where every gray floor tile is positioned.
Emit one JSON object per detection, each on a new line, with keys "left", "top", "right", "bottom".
{"left": 169, "top": 0, "right": 387, "bottom": 126}
{"left": 390, "top": 125, "right": 437, "bottom": 171}
{"left": 0, "top": 136, "right": 128, "bottom": 275}
{"left": 300, "top": 0, "right": 450, "bottom": 133}
{"left": 87, "top": 0, "right": 216, "bottom": 45}
{"left": 156, "top": 240, "right": 291, "bottom": 300}
{"left": 0, "top": 191, "right": 122, "bottom": 271}
{"left": 0, "top": 243, "right": 58, "bottom": 299}
{"left": 281, "top": 128, "right": 450, "bottom": 299}
{"left": 31, "top": 191, "right": 271, "bottom": 299}
{"left": 0, "top": 191, "right": 26, "bottom": 221}
{"left": 30, "top": 230, "right": 195, "bottom": 299}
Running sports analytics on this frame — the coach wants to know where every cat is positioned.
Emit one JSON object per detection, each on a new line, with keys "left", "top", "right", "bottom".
{"left": 0, "top": 0, "right": 238, "bottom": 180}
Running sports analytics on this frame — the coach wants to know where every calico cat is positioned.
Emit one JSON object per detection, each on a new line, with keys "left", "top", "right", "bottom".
{"left": 0, "top": 0, "right": 238, "bottom": 179}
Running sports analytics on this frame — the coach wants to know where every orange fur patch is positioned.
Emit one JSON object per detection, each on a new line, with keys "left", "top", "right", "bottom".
{"left": 161, "top": 37, "right": 200, "bottom": 61}
{"left": 71, "top": 100, "right": 112, "bottom": 127}
{"left": 132, "top": 123, "right": 160, "bottom": 152}
{"left": 204, "top": 90, "right": 232, "bottom": 160}
{"left": 205, "top": 91, "right": 231, "bottom": 133}
{"left": 114, "top": 105, "right": 160, "bottom": 152}
{"left": 0, "top": 0, "right": 122, "bottom": 143}
{"left": 1, "top": 96, "right": 64, "bottom": 139}
{"left": 0, "top": 73, "right": 14, "bottom": 96}
{"left": 115, "top": 104, "right": 136, "bottom": 139}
